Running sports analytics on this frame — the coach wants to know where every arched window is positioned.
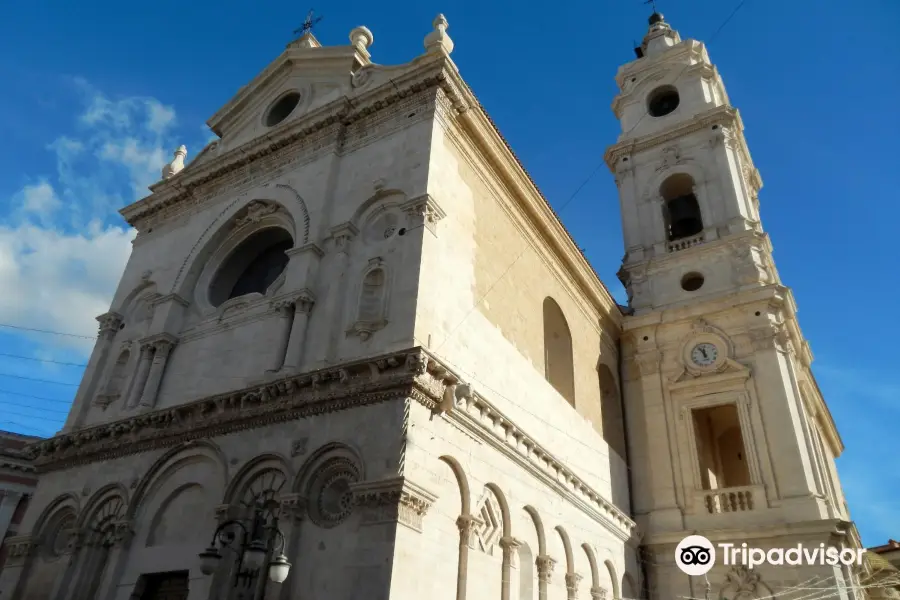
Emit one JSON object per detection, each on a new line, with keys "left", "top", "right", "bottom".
{"left": 598, "top": 364, "right": 627, "bottom": 460}
{"left": 208, "top": 228, "right": 293, "bottom": 307}
{"left": 542, "top": 297, "right": 575, "bottom": 406}
{"left": 358, "top": 268, "right": 386, "bottom": 322}
{"left": 660, "top": 173, "right": 703, "bottom": 241}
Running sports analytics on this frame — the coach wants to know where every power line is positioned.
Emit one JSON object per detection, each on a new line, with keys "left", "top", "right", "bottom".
{"left": 433, "top": 0, "right": 751, "bottom": 354}
{"left": 0, "top": 322, "right": 96, "bottom": 340}
{"left": 0, "top": 372, "right": 79, "bottom": 387}
{"left": 0, "top": 400, "right": 69, "bottom": 416}
{"left": 0, "top": 388, "right": 74, "bottom": 405}
{"left": 0, "top": 352, "right": 88, "bottom": 368}
{"left": 0, "top": 419, "right": 54, "bottom": 436}
{"left": 0, "top": 405, "right": 65, "bottom": 421}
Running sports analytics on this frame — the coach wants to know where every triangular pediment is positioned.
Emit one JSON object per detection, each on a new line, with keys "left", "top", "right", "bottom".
{"left": 206, "top": 40, "right": 366, "bottom": 150}
{"left": 669, "top": 358, "right": 751, "bottom": 391}
{"left": 204, "top": 30, "right": 441, "bottom": 154}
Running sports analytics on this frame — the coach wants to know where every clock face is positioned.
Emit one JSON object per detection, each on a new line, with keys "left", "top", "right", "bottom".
{"left": 691, "top": 343, "right": 718, "bottom": 367}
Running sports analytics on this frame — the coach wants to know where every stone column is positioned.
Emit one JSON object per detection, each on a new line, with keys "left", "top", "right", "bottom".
{"left": 269, "top": 299, "right": 295, "bottom": 372}
{"left": 454, "top": 515, "right": 476, "bottom": 600}
{"left": 325, "top": 223, "right": 357, "bottom": 362}
{"left": 565, "top": 573, "right": 583, "bottom": 600}
{"left": 0, "top": 490, "right": 22, "bottom": 544}
{"left": 138, "top": 335, "right": 177, "bottom": 409}
{"left": 499, "top": 537, "right": 520, "bottom": 600}
{"left": 536, "top": 554, "right": 556, "bottom": 600}
{"left": 282, "top": 291, "right": 315, "bottom": 370}
{"left": 125, "top": 344, "right": 154, "bottom": 409}
{"left": 93, "top": 520, "right": 135, "bottom": 600}
{"left": 65, "top": 311, "right": 123, "bottom": 431}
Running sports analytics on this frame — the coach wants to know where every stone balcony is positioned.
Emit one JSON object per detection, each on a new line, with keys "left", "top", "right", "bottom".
{"left": 696, "top": 485, "right": 765, "bottom": 515}
{"left": 666, "top": 232, "right": 705, "bottom": 253}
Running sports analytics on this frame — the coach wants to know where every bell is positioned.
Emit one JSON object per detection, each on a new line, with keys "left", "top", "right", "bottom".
{"left": 666, "top": 195, "right": 703, "bottom": 239}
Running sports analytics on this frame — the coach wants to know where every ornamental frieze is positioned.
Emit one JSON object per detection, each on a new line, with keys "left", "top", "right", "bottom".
{"left": 24, "top": 348, "right": 448, "bottom": 472}
{"left": 24, "top": 346, "right": 638, "bottom": 541}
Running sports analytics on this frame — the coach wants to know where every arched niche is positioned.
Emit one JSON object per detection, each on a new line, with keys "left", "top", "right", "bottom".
{"left": 598, "top": 363, "right": 627, "bottom": 461}
{"left": 543, "top": 297, "right": 575, "bottom": 406}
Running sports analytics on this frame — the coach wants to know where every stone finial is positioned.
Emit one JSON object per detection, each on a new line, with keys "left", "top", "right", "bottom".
{"left": 424, "top": 14, "right": 454, "bottom": 55}
{"left": 161, "top": 145, "right": 187, "bottom": 180}
{"left": 349, "top": 26, "right": 374, "bottom": 52}
{"left": 641, "top": 11, "right": 681, "bottom": 57}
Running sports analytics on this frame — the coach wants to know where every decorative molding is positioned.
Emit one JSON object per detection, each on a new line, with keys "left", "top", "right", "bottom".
{"left": 349, "top": 476, "right": 436, "bottom": 532}
{"left": 278, "top": 493, "right": 308, "bottom": 523}
{"left": 590, "top": 586, "right": 608, "bottom": 600}
{"left": 290, "top": 437, "right": 308, "bottom": 457}
{"left": 719, "top": 564, "right": 773, "bottom": 599}
{"left": 565, "top": 572, "right": 583, "bottom": 598}
{"left": 536, "top": 554, "right": 557, "bottom": 582}
{"left": 2, "top": 535, "right": 37, "bottom": 566}
{"left": 233, "top": 200, "right": 281, "bottom": 229}
{"left": 401, "top": 194, "right": 446, "bottom": 235}
{"left": 97, "top": 312, "right": 124, "bottom": 337}
{"left": 456, "top": 514, "right": 477, "bottom": 548}
{"left": 23, "top": 347, "right": 637, "bottom": 541}
{"left": 633, "top": 351, "right": 661, "bottom": 377}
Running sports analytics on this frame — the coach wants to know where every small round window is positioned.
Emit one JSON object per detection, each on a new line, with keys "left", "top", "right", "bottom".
{"left": 265, "top": 92, "right": 301, "bottom": 127}
{"left": 648, "top": 86, "right": 680, "bottom": 117}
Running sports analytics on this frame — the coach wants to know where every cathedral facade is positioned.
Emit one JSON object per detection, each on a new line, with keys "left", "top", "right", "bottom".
{"left": 0, "top": 12, "right": 864, "bottom": 600}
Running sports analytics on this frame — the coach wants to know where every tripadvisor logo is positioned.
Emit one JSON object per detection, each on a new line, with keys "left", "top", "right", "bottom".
{"left": 675, "top": 535, "right": 865, "bottom": 576}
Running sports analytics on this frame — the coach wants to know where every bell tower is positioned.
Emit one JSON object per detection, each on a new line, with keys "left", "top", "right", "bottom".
{"left": 606, "top": 12, "right": 864, "bottom": 600}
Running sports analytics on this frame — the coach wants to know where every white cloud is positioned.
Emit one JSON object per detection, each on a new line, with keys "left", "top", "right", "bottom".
{"left": 17, "top": 180, "right": 60, "bottom": 218}
{"left": 0, "top": 81, "right": 179, "bottom": 355}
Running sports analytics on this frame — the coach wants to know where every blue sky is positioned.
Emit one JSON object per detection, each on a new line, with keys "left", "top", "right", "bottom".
{"left": 0, "top": 1, "right": 896, "bottom": 546}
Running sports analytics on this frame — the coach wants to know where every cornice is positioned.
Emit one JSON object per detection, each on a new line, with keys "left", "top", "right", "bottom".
{"left": 440, "top": 72, "right": 621, "bottom": 327}
{"left": 122, "top": 59, "right": 453, "bottom": 231}
{"left": 604, "top": 105, "right": 742, "bottom": 169}
{"left": 22, "top": 346, "right": 636, "bottom": 540}
{"left": 0, "top": 460, "right": 36, "bottom": 474}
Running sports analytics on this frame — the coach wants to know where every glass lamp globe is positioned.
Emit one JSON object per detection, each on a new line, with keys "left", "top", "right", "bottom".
{"left": 198, "top": 547, "right": 222, "bottom": 576}
{"left": 242, "top": 540, "right": 268, "bottom": 571}
{"left": 268, "top": 554, "right": 291, "bottom": 583}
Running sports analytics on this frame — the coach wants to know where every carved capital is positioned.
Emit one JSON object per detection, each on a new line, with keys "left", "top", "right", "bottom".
{"left": 295, "top": 290, "right": 316, "bottom": 314}
{"left": 749, "top": 324, "right": 793, "bottom": 354}
{"left": 499, "top": 536, "right": 520, "bottom": 561}
{"left": 634, "top": 351, "right": 661, "bottom": 377}
{"left": 536, "top": 554, "right": 557, "bottom": 582}
{"left": 350, "top": 476, "right": 436, "bottom": 532}
{"left": 455, "top": 514, "right": 478, "bottom": 547}
{"left": 214, "top": 503, "right": 235, "bottom": 524}
{"left": 590, "top": 586, "right": 608, "bottom": 600}
{"left": 565, "top": 572, "right": 583, "bottom": 596}
{"left": 139, "top": 333, "right": 178, "bottom": 357}
{"left": 329, "top": 222, "right": 359, "bottom": 254}
{"left": 111, "top": 519, "right": 135, "bottom": 546}
{"left": 401, "top": 194, "right": 446, "bottom": 233}
{"left": 278, "top": 493, "right": 308, "bottom": 523}
{"left": 2, "top": 535, "right": 37, "bottom": 565}
{"left": 96, "top": 311, "right": 124, "bottom": 338}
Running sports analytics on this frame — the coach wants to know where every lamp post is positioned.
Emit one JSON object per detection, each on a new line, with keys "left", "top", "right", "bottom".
{"left": 198, "top": 505, "right": 291, "bottom": 597}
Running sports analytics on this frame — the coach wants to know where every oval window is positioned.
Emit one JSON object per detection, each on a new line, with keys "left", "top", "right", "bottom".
{"left": 648, "top": 86, "right": 680, "bottom": 117}
{"left": 265, "top": 92, "right": 301, "bottom": 127}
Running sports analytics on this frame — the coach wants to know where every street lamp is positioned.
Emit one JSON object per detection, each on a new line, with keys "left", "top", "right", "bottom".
{"left": 198, "top": 505, "right": 292, "bottom": 594}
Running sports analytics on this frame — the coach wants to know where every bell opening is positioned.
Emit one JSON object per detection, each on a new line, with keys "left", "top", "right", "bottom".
{"left": 660, "top": 174, "right": 704, "bottom": 242}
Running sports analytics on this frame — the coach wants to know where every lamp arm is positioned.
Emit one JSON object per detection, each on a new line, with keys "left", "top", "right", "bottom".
{"left": 270, "top": 525, "right": 287, "bottom": 554}
{"left": 208, "top": 518, "right": 250, "bottom": 548}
